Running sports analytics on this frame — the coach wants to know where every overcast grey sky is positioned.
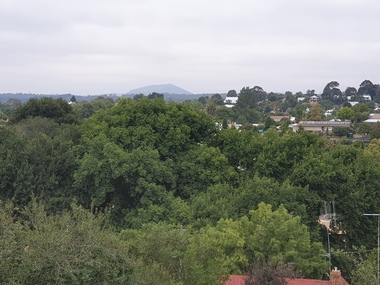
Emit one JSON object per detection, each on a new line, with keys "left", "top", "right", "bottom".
{"left": 1, "top": 0, "right": 379, "bottom": 95}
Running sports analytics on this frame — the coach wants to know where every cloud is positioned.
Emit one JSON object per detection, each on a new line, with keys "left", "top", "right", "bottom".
{"left": 1, "top": 0, "right": 380, "bottom": 94}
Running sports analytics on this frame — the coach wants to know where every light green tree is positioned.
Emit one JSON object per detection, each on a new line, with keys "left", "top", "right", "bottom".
{"left": 241, "top": 203, "right": 328, "bottom": 279}
{"left": 351, "top": 250, "right": 378, "bottom": 285}
{"left": 0, "top": 199, "right": 132, "bottom": 285}
{"left": 336, "top": 107, "right": 354, "bottom": 121}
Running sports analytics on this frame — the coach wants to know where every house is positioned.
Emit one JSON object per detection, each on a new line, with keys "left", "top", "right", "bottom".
{"left": 223, "top": 267, "right": 349, "bottom": 285}
{"left": 297, "top": 97, "right": 306, "bottom": 102}
{"left": 309, "top": 95, "right": 319, "bottom": 103}
{"left": 347, "top": 101, "right": 359, "bottom": 106}
{"left": 364, "top": 113, "right": 380, "bottom": 125}
{"left": 269, "top": 115, "right": 290, "bottom": 123}
{"left": 224, "top": 97, "right": 238, "bottom": 108}
{"left": 292, "top": 121, "right": 351, "bottom": 133}
{"left": 362, "top": 95, "right": 371, "bottom": 101}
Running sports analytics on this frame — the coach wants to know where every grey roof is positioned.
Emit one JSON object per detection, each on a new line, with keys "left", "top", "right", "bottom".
{"left": 297, "top": 121, "right": 351, "bottom": 127}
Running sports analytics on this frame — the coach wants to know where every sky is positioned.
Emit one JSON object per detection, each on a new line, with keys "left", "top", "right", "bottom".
{"left": 1, "top": 0, "right": 379, "bottom": 95}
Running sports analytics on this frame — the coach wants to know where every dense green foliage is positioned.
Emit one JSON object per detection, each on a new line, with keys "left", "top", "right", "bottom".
{"left": 1, "top": 94, "right": 380, "bottom": 283}
{"left": 0, "top": 199, "right": 132, "bottom": 284}
{"left": 11, "top": 97, "right": 78, "bottom": 124}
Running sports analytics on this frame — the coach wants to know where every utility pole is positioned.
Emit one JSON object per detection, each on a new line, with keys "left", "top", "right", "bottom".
{"left": 363, "top": 213, "right": 380, "bottom": 283}
{"left": 327, "top": 229, "right": 331, "bottom": 272}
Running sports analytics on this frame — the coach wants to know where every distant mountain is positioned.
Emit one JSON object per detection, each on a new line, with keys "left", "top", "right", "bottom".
{"left": 126, "top": 84, "right": 193, "bottom": 95}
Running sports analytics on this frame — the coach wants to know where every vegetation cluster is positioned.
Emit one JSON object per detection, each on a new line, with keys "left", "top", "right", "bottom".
{"left": 1, "top": 80, "right": 380, "bottom": 284}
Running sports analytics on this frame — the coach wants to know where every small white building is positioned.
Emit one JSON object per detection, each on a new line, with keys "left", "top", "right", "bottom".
{"left": 297, "top": 97, "right": 305, "bottom": 102}
{"left": 362, "top": 95, "right": 371, "bottom": 101}
{"left": 309, "top": 95, "right": 319, "bottom": 103}
{"left": 224, "top": 97, "right": 238, "bottom": 108}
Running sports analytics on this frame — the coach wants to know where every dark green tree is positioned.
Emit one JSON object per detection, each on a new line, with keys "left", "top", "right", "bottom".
{"left": 235, "top": 87, "right": 258, "bottom": 110}
{"left": 210, "top": 93, "right": 224, "bottom": 105}
{"left": 147, "top": 92, "right": 164, "bottom": 99}
{"left": 222, "top": 118, "right": 228, "bottom": 129}
{"left": 227, "top": 89, "right": 237, "bottom": 97}
{"left": 321, "top": 81, "right": 344, "bottom": 104}
{"left": 74, "top": 98, "right": 220, "bottom": 226}
{"left": 345, "top": 87, "right": 357, "bottom": 97}
{"left": 264, "top": 116, "right": 277, "bottom": 130}
{"left": 133, "top": 93, "right": 145, "bottom": 101}
{"left": 358, "top": 122, "right": 372, "bottom": 135}
{"left": 358, "top": 80, "right": 374, "bottom": 96}
{"left": 333, "top": 126, "right": 351, "bottom": 137}
{"left": 73, "top": 97, "right": 115, "bottom": 119}
{"left": 237, "top": 115, "right": 248, "bottom": 125}
{"left": 198, "top": 96, "right": 209, "bottom": 105}
{"left": 11, "top": 97, "right": 78, "bottom": 124}
{"left": 216, "top": 105, "right": 235, "bottom": 121}
{"left": 69, "top": 95, "right": 77, "bottom": 103}
{"left": 351, "top": 103, "right": 371, "bottom": 125}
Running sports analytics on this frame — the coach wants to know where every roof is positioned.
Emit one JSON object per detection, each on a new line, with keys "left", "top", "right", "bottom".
{"left": 224, "top": 275, "right": 244, "bottom": 285}
{"left": 364, "top": 119, "right": 380, "bottom": 123}
{"left": 368, "top": 113, "right": 380, "bottom": 119}
{"left": 223, "top": 276, "right": 333, "bottom": 285}
{"left": 224, "top": 97, "right": 238, "bottom": 104}
{"left": 297, "top": 121, "right": 351, "bottom": 127}
{"left": 223, "top": 270, "right": 349, "bottom": 285}
{"left": 270, "top": 115, "right": 289, "bottom": 122}
{"left": 286, "top": 278, "right": 333, "bottom": 285}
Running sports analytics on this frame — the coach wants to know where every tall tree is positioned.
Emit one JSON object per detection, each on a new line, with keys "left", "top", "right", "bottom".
{"left": 227, "top": 89, "right": 238, "bottom": 97}
{"left": 211, "top": 93, "right": 224, "bottom": 105}
{"left": 235, "top": 87, "right": 258, "bottom": 110}
{"left": 306, "top": 103, "right": 325, "bottom": 121}
{"left": 321, "top": 81, "right": 344, "bottom": 104}
{"left": 345, "top": 87, "right": 357, "bottom": 98}
{"left": 358, "top": 80, "right": 374, "bottom": 96}
{"left": 74, "top": 98, "right": 221, "bottom": 226}
{"left": 241, "top": 203, "right": 328, "bottom": 278}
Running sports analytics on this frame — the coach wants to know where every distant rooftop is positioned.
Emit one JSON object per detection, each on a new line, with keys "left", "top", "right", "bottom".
{"left": 297, "top": 121, "right": 351, "bottom": 127}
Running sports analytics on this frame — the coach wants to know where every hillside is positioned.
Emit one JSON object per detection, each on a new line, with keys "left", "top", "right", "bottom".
{"left": 126, "top": 83, "right": 193, "bottom": 95}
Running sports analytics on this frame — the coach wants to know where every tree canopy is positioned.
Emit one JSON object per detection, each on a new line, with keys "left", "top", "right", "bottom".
{"left": 2, "top": 85, "right": 380, "bottom": 283}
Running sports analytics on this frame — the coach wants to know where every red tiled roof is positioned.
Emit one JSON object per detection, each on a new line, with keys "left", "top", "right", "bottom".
{"left": 224, "top": 275, "right": 244, "bottom": 285}
{"left": 223, "top": 273, "right": 349, "bottom": 285}
{"left": 286, "top": 278, "right": 333, "bottom": 285}
{"left": 223, "top": 275, "right": 331, "bottom": 285}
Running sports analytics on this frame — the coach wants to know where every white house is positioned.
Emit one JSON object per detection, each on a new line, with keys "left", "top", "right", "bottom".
{"left": 224, "top": 97, "right": 238, "bottom": 108}
{"left": 309, "top": 95, "right": 319, "bottom": 102}
{"left": 362, "top": 95, "right": 371, "bottom": 101}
